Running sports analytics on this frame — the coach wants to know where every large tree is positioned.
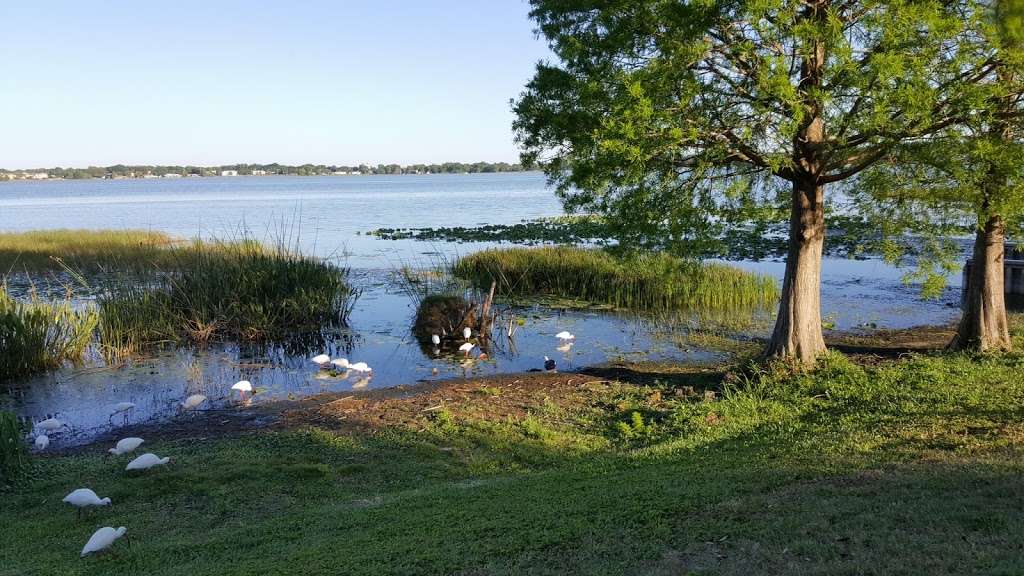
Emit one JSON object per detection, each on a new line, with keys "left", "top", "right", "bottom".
{"left": 515, "top": 0, "right": 994, "bottom": 364}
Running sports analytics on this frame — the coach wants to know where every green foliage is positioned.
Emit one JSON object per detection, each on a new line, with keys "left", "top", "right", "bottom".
{"left": 97, "top": 239, "right": 356, "bottom": 358}
{"left": 0, "top": 411, "right": 26, "bottom": 486}
{"left": 453, "top": 246, "right": 778, "bottom": 311}
{"left": 0, "top": 290, "right": 98, "bottom": 382}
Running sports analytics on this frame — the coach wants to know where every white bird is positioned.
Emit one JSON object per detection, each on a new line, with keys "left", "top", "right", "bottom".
{"left": 80, "top": 526, "right": 127, "bottom": 557}
{"left": 111, "top": 402, "right": 135, "bottom": 424}
{"left": 181, "top": 394, "right": 206, "bottom": 410}
{"left": 231, "top": 380, "right": 252, "bottom": 400}
{"left": 34, "top": 435, "right": 49, "bottom": 451}
{"left": 349, "top": 362, "right": 371, "bottom": 373}
{"left": 463, "top": 327, "right": 472, "bottom": 340}
{"left": 459, "top": 342, "right": 475, "bottom": 356}
{"left": 431, "top": 334, "right": 441, "bottom": 346}
{"left": 555, "top": 331, "right": 575, "bottom": 341}
{"left": 36, "top": 418, "right": 65, "bottom": 433}
{"left": 63, "top": 488, "right": 111, "bottom": 517}
{"left": 311, "top": 354, "right": 331, "bottom": 367}
{"left": 331, "top": 358, "right": 350, "bottom": 369}
{"left": 108, "top": 437, "right": 144, "bottom": 456}
{"left": 126, "top": 453, "right": 170, "bottom": 471}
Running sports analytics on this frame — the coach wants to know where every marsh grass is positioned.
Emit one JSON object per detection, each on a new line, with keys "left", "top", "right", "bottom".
{"left": 98, "top": 238, "right": 357, "bottom": 358}
{"left": 0, "top": 410, "right": 26, "bottom": 485}
{"left": 453, "top": 246, "right": 779, "bottom": 312}
{"left": 0, "top": 229, "right": 177, "bottom": 273}
{"left": 0, "top": 290, "right": 98, "bottom": 381}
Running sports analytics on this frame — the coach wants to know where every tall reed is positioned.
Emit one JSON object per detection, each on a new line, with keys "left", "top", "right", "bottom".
{"left": 453, "top": 246, "right": 778, "bottom": 312}
{"left": 98, "top": 238, "right": 357, "bottom": 358}
{"left": 0, "top": 290, "right": 98, "bottom": 382}
{"left": 0, "top": 411, "right": 26, "bottom": 485}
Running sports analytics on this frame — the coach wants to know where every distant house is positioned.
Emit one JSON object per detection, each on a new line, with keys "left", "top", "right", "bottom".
{"left": 251, "top": 170, "right": 267, "bottom": 176}
{"left": 162, "top": 173, "right": 182, "bottom": 178}
{"left": 220, "top": 170, "right": 238, "bottom": 177}
{"left": 28, "top": 172, "right": 49, "bottom": 180}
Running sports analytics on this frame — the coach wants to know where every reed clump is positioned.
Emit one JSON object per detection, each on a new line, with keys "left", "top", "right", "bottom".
{"left": 0, "top": 411, "right": 26, "bottom": 485}
{"left": 98, "top": 239, "right": 357, "bottom": 358}
{"left": 0, "top": 290, "right": 99, "bottom": 381}
{"left": 0, "top": 229, "right": 177, "bottom": 272}
{"left": 453, "top": 246, "right": 778, "bottom": 311}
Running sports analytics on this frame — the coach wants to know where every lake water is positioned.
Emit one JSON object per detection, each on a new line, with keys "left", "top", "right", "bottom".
{"left": 0, "top": 173, "right": 961, "bottom": 445}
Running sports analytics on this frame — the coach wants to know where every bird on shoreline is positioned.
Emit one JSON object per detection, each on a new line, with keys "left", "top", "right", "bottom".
{"left": 544, "top": 356, "right": 556, "bottom": 372}
{"left": 459, "top": 342, "right": 474, "bottom": 357}
{"left": 311, "top": 354, "right": 331, "bottom": 367}
{"left": 111, "top": 402, "right": 135, "bottom": 425}
{"left": 36, "top": 418, "right": 66, "bottom": 434}
{"left": 349, "top": 362, "right": 371, "bottom": 373}
{"left": 126, "top": 453, "right": 169, "bottom": 471}
{"left": 108, "top": 437, "right": 144, "bottom": 456}
{"left": 63, "top": 488, "right": 112, "bottom": 518}
{"left": 231, "top": 380, "right": 252, "bottom": 401}
{"left": 431, "top": 334, "right": 441, "bottom": 346}
{"left": 34, "top": 435, "right": 49, "bottom": 451}
{"left": 463, "top": 327, "right": 472, "bottom": 340}
{"left": 181, "top": 394, "right": 206, "bottom": 411}
{"left": 331, "top": 358, "right": 350, "bottom": 370}
{"left": 80, "top": 526, "right": 127, "bottom": 557}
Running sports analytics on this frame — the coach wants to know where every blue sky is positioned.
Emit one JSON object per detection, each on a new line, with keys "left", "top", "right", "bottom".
{"left": 0, "top": 1, "right": 550, "bottom": 168}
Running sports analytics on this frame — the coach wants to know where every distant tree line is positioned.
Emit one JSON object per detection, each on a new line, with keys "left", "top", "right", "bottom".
{"left": 0, "top": 161, "right": 525, "bottom": 179}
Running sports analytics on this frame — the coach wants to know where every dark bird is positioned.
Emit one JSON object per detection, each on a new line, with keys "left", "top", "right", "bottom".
{"left": 544, "top": 356, "right": 556, "bottom": 372}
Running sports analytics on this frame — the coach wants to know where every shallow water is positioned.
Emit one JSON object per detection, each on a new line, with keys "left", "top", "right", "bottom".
{"left": 0, "top": 174, "right": 962, "bottom": 445}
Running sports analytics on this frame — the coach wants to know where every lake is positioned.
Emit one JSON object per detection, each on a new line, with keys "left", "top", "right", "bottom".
{"left": 0, "top": 173, "right": 961, "bottom": 444}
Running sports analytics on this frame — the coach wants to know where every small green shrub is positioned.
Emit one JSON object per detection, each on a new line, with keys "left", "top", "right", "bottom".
{"left": 0, "top": 411, "right": 26, "bottom": 485}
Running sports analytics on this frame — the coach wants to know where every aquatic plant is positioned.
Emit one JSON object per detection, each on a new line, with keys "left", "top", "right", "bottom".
{"left": 452, "top": 246, "right": 778, "bottom": 312}
{"left": 0, "top": 229, "right": 177, "bottom": 272}
{"left": 0, "top": 290, "right": 99, "bottom": 382}
{"left": 98, "top": 238, "right": 357, "bottom": 358}
{"left": 0, "top": 411, "right": 26, "bottom": 485}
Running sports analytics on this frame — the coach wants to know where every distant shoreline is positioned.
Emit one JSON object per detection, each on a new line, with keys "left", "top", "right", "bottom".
{"left": 0, "top": 161, "right": 528, "bottom": 182}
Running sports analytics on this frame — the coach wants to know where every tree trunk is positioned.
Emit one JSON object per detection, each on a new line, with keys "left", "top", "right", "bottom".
{"left": 950, "top": 215, "right": 1011, "bottom": 352}
{"left": 765, "top": 178, "right": 828, "bottom": 364}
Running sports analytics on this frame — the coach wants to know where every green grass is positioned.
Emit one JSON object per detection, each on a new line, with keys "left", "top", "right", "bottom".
{"left": 0, "top": 411, "right": 26, "bottom": 485}
{"left": 97, "top": 238, "right": 357, "bottom": 358}
{"left": 4, "top": 347, "right": 1024, "bottom": 574}
{"left": 453, "top": 246, "right": 779, "bottom": 311}
{"left": 0, "top": 290, "right": 98, "bottom": 382}
{"left": 0, "top": 229, "right": 177, "bottom": 272}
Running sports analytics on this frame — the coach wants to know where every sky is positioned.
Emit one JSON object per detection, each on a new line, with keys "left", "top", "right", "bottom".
{"left": 0, "top": 1, "right": 551, "bottom": 169}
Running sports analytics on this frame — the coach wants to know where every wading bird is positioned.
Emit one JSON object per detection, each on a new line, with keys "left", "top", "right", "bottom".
{"left": 36, "top": 418, "right": 66, "bottom": 434}
{"left": 231, "top": 380, "right": 252, "bottom": 401}
{"left": 311, "top": 354, "right": 331, "bottom": 367}
{"left": 463, "top": 327, "right": 472, "bottom": 340}
{"left": 349, "top": 362, "right": 371, "bottom": 373}
{"left": 431, "top": 334, "right": 441, "bottom": 346}
{"left": 459, "top": 342, "right": 474, "bottom": 357}
{"left": 555, "top": 331, "right": 575, "bottom": 341}
{"left": 34, "top": 435, "right": 49, "bottom": 451}
{"left": 108, "top": 437, "right": 144, "bottom": 456}
{"left": 181, "top": 394, "right": 206, "bottom": 411}
{"left": 126, "top": 453, "right": 169, "bottom": 471}
{"left": 80, "top": 526, "right": 127, "bottom": 557}
{"left": 111, "top": 402, "right": 135, "bottom": 425}
{"left": 331, "top": 358, "right": 349, "bottom": 369}
{"left": 63, "top": 488, "right": 111, "bottom": 518}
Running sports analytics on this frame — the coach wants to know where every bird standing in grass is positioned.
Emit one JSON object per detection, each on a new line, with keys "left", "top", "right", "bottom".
{"left": 231, "top": 380, "right": 252, "bottom": 401}
{"left": 80, "top": 526, "right": 127, "bottom": 557}
{"left": 108, "top": 437, "right": 144, "bottom": 456}
{"left": 63, "top": 488, "right": 111, "bottom": 518}
{"left": 126, "top": 453, "right": 169, "bottom": 471}
{"left": 181, "top": 394, "right": 206, "bottom": 411}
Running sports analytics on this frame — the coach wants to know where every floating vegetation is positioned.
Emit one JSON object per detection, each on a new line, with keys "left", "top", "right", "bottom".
{"left": 453, "top": 247, "right": 779, "bottom": 312}
{"left": 371, "top": 215, "right": 908, "bottom": 261}
{"left": 98, "top": 238, "right": 357, "bottom": 359}
{"left": 0, "top": 290, "right": 99, "bottom": 382}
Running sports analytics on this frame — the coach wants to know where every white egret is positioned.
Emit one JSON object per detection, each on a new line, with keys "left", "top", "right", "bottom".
{"left": 63, "top": 488, "right": 111, "bottom": 518}
{"left": 459, "top": 342, "right": 475, "bottom": 356}
{"left": 126, "top": 453, "right": 170, "bottom": 471}
{"left": 463, "top": 327, "right": 472, "bottom": 340}
{"left": 231, "top": 380, "right": 252, "bottom": 400}
{"left": 555, "top": 331, "right": 575, "bottom": 341}
{"left": 431, "top": 334, "right": 441, "bottom": 346}
{"left": 80, "top": 526, "right": 127, "bottom": 557}
{"left": 330, "top": 358, "right": 349, "bottom": 369}
{"left": 111, "top": 402, "right": 135, "bottom": 425}
{"left": 181, "top": 394, "right": 206, "bottom": 411}
{"left": 311, "top": 354, "right": 331, "bottom": 367}
{"left": 36, "top": 418, "right": 65, "bottom": 433}
{"left": 349, "top": 362, "right": 371, "bottom": 373}
{"left": 34, "top": 435, "right": 49, "bottom": 451}
{"left": 108, "top": 437, "right": 144, "bottom": 456}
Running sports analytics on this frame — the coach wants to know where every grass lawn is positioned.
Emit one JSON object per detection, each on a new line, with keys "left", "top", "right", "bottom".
{"left": 4, "top": 338, "right": 1024, "bottom": 575}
